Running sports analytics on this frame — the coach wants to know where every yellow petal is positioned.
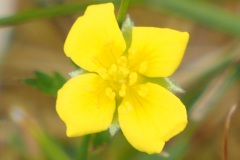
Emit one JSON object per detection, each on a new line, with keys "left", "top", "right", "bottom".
{"left": 64, "top": 3, "right": 126, "bottom": 72}
{"left": 56, "top": 73, "right": 115, "bottom": 136}
{"left": 128, "top": 27, "right": 189, "bottom": 77}
{"left": 118, "top": 83, "right": 187, "bottom": 154}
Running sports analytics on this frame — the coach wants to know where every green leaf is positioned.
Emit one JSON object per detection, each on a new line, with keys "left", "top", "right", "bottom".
{"left": 23, "top": 71, "right": 66, "bottom": 97}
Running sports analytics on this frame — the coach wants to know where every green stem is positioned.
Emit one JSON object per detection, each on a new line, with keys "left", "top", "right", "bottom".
{"left": 77, "top": 135, "right": 91, "bottom": 160}
{"left": 117, "top": 0, "right": 130, "bottom": 27}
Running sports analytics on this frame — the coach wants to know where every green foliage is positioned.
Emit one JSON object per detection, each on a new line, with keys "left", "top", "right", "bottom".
{"left": 23, "top": 71, "right": 66, "bottom": 96}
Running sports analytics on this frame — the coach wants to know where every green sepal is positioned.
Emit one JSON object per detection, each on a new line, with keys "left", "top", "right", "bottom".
{"left": 23, "top": 71, "right": 66, "bottom": 97}
{"left": 108, "top": 109, "right": 120, "bottom": 136}
{"left": 109, "top": 122, "right": 120, "bottom": 137}
{"left": 68, "top": 69, "right": 88, "bottom": 78}
{"left": 147, "top": 77, "right": 184, "bottom": 93}
{"left": 121, "top": 15, "right": 134, "bottom": 50}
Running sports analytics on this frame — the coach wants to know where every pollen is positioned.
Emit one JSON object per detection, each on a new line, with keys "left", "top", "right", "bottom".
{"left": 99, "top": 56, "right": 138, "bottom": 98}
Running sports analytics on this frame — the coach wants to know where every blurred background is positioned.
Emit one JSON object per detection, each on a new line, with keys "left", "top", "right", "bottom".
{"left": 0, "top": 0, "right": 240, "bottom": 159}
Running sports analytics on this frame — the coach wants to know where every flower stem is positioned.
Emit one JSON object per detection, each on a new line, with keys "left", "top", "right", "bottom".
{"left": 77, "top": 135, "right": 91, "bottom": 160}
{"left": 117, "top": 0, "right": 130, "bottom": 27}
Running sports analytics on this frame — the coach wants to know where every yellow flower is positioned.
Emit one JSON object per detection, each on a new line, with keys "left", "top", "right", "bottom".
{"left": 56, "top": 3, "right": 189, "bottom": 154}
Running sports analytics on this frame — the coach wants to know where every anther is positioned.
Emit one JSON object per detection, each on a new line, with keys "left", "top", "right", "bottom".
{"left": 118, "top": 66, "right": 130, "bottom": 77}
{"left": 119, "top": 84, "right": 127, "bottom": 97}
{"left": 117, "top": 56, "right": 128, "bottom": 67}
{"left": 105, "top": 87, "right": 116, "bottom": 99}
{"left": 129, "top": 72, "right": 138, "bottom": 85}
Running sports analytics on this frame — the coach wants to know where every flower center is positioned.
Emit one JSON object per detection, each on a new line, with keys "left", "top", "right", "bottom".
{"left": 98, "top": 56, "right": 138, "bottom": 98}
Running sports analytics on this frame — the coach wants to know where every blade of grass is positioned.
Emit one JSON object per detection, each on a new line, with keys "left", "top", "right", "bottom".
{"left": 136, "top": 66, "right": 239, "bottom": 160}
{"left": 1, "top": 0, "right": 240, "bottom": 38}
{"left": 158, "top": 68, "right": 239, "bottom": 160}
{"left": 0, "top": 0, "right": 120, "bottom": 26}
{"left": 132, "top": 45, "right": 240, "bottom": 160}
{"left": 10, "top": 107, "right": 71, "bottom": 160}
{"left": 181, "top": 44, "right": 240, "bottom": 111}
{"left": 134, "top": 0, "right": 240, "bottom": 37}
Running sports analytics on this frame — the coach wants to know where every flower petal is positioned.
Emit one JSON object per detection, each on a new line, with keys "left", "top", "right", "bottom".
{"left": 118, "top": 83, "right": 187, "bottom": 154}
{"left": 64, "top": 3, "right": 126, "bottom": 72}
{"left": 56, "top": 73, "right": 115, "bottom": 136}
{"left": 128, "top": 27, "right": 189, "bottom": 77}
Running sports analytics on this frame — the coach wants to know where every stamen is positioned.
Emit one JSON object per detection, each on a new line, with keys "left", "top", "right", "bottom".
{"left": 105, "top": 87, "right": 116, "bottom": 99}
{"left": 117, "top": 56, "right": 128, "bottom": 66}
{"left": 119, "top": 84, "right": 127, "bottom": 97}
{"left": 129, "top": 72, "right": 138, "bottom": 85}
{"left": 99, "top": 55, "right": 139, "bottom": 98}
{"left": 118, "top": 78, "right": 127, "bottom": 84}
{"left": 118, "top": 66, "right": 130, "bottom": 77}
